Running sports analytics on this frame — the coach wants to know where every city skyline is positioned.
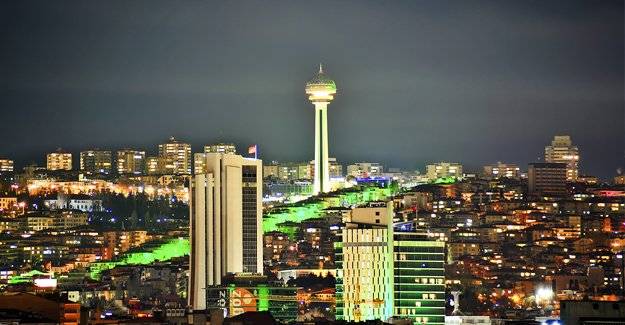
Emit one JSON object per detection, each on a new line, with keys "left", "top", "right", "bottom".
{"left": 1, "top": 1, "right": 623, "bottom": 179}
{"left": 1, "top": 2, "right": 625, "bottom": 323}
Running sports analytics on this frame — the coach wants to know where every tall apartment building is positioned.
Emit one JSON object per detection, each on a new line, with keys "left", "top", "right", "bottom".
{"left": 483, "top": 162, "right": 520, "bottom": 179}
{"left": 204, "top": 143, "right": 237, "bottom": 154}
{"left": 346, "top": 162, "right": 384, "bottom": 178}
{"left": 46, "top": 150, "right": 72, "bottom": 171}
{"left": 426, "top": 162, "right": 462, "bottom": 181}
{"left": 159, "top": 137, "right": 192, "bottom": 175}
{"left": 193, "top": 153, "right": 207, "bottom": 175}
{"left": 335, "top": 202, "right": 446, "bottom": 324}
{"left": 528, "top": 163, "right": 567, "bottom": 197}
{"left": 189, "top": 153, "right": 263, "bottom": 312}
{"left": 545, "top": 135, "right": 579, "bottom": 181}
{"left": 0, "top": 159, "right": 14, "bottom": 172}
{"left": 80, "top": 150, "right": 112, "bottom": 174}
{"left": 116, "top": 149, "right": 146, "bottom": 175}
{"left": 145, "top": 156, "right": 175, "bottom": 175}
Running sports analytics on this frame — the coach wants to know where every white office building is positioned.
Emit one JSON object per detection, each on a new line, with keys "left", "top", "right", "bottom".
{"left": 189, "top": 153, "right": 263, "bottom": 312}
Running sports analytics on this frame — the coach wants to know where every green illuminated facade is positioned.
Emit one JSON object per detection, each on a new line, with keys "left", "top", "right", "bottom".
{"left": 89, "top": 237, "right": 189, "bottom": 279}
{"left": 335, "top": 229, "right": 445, "bottom": 324}
{"left": 393, "top": 233, "right": 446, "bottom": 324}
{"left": 263, "top": 185, "right": 396, "bottom": 237}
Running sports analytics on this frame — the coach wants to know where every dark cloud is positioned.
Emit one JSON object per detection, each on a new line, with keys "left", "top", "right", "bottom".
{"left": 1, "top": 0, "right": 623, "bottom": 178}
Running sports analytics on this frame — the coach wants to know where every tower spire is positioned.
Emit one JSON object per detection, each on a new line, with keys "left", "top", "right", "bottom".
{"left": 319, "top": 63, "right": 323, "bottom": 74}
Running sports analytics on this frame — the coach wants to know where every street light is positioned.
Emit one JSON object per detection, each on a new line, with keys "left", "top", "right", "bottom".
{"left": 535, "top": 287, "right": 553, "bottom": 307}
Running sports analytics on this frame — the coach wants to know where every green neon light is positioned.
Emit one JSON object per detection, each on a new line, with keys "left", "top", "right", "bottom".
{"left": 264, "top": 185, "right": 397, "bottom": 237}
{"left": 89, "top": 237, "right": 189, "bottom": 280}
{"left": 257, "top": 286, "right": 270, "bottom": 311}
{"left": 7, "top": 270, "right": 52, "bottom": 284}
{"left": 432, "top": 176, "right": 457, "bottom": 184}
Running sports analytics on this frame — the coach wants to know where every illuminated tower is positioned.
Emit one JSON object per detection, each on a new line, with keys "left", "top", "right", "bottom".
{"left": 306, "top": 64, "right": 337, "bottom": 194}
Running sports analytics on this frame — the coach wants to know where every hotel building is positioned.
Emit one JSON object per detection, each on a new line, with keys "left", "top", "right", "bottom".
{"left": 189, "top": 153, "right": 263, "bottom": 312}
{"left": 335, "top": 202, "right": 445, "bottom": 324}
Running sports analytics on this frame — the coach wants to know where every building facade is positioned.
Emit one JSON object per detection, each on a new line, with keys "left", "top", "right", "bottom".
{"left": 204, "top": 143, "right": 237, "bottom": 155}
{"left": 47, "top": 150, "right": 72, "bottom": 171}
{"left": 189, "top": 153, "right": 263, "bottom": 312}
{"left": 116, "top": 149, "right": 146, "bottom": 175}
{"left": 159, "top": 137, "right": 192, "bottom": 175}
{"left": 483, "top": 162, "right": 520, "bottom": 179}
{"left": 346, "top": 162, "right": 384, "bottom": 178}
{"left": 426, "top": 162, "right": 463, "bottom": 181}
{"left": 545, "top": 135, "right": 579, "bottom": 181}
{"left": 79, "top": 150, "right": 112, "bottom": 175}
{"left": 335, "top": 202, "right": 445, "bottom": 324}
{"left": 528, "top": 163, "right": 567, "bottom": 197}
{"left": 0, "top": 159, "right": 14, "bottom": 172}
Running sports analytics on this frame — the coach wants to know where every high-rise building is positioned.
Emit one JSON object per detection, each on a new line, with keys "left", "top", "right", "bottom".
{"left": 528, "top": 163, "right": 567, "bottom": 197}
{"left": 46, "top": 150, "right": 72, "bottom": 171}
{"left": 346, "top": 162, "right": 384, "bottom": 178}
{"left": 482, "top": 162, "right": 520, "bottom": 179}
{"left": 79, "top": 150, "right": 112, "bottom": 175}
{"left": 159, "top": 137, "right": 192, "bottom": 175}
{"left": 193, "top": 153, "right": 207, "bottom": 175}
{"left": 426, "top": 162, "right": 462, "bottom": 181}
{"left": 0, "top": 159, "right": 14, "bottom": 172}
{"left": 204, "top": 143, "right": 237, "bottom": 155}
{"left": 145, "top": 156, "right": 173, "bottom": 175}
{"left": 189, "top": 153, "right": 263, "bottom": 312}
{"left": 335, "top": 202, "right": 446, "bottom": 324}
{"left": 116, "top": 149, "right": 146, "bottom": 175}
{"left": 306, "top": 64, "right": 337, "bottom": 194}
{"left": 545, "top": 135, "right": 579, "bottom": 181}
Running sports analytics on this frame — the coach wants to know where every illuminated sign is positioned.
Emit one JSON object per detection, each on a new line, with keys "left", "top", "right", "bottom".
{"left": 229, "top": 288, "right": 257, "bottom": 316}
{"left": 34, "top": 278, "right": 57, "bottom": 288}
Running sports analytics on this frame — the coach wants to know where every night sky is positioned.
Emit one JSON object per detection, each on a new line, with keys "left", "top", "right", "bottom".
{"left": 1, "top": 1, "right": 623, "bottom": 179}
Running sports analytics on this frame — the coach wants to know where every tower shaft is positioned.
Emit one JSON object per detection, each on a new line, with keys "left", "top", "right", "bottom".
{"left": 314, "top": 103, "right": 330, "bottom": 194}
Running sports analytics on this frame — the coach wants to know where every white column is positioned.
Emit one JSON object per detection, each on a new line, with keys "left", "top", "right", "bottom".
{"left": 321, "top": 105, "right": 330, "bottom": 192}
{"left": 313, "top": 105, "right": 322, "bottom": 194}
{"left": 191, "top": 174, "right": 207, "bottom": 310}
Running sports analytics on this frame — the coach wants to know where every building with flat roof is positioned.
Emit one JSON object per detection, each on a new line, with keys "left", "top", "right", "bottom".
{"left": 189, "top": 153, "right": 263, "bottom": 312}
{"left": 528, "top": 163, "right": 567, "bottom": 197}
{"left": 347, "top": 162, "right": 384, "bottom": 178}
{"left": 483, "top": 162, "right": 520, "bottom": 179}
{"left": 335, "top": 202, "right": 446, "bottom": 324}
{"left": 159, "top": 137, "right": 191, "bottom": 175}
{"left": 426, "top": 162, "right": 462, "bottom": 181}
{"left": 47, "top": 149, "right": 72, "bottom": 171}
{"left": 204, "top": 274, "right": 299, "bottom": 323}
{"left": 79, "top": 150, "right": 112, "bottom": 175}
{"left": 116, "top": 149, "right": 145, "bottom": 175}
{"left": 0, "top": 159, "right": 14, "bottom": 172}
{"left": 204, "top": 143, "right": 237, "bottom": 155}
{"left": 545, "top": 135, "right": 579, "bottom": 181}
